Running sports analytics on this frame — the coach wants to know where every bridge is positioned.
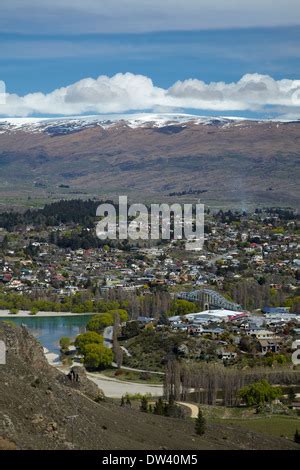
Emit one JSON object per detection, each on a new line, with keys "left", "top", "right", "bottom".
{"left": 177, "top": 289, "right": 242, "bottom": 312}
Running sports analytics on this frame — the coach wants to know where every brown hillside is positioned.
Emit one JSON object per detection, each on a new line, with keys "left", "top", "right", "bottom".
{"left": 0, "top": 322, "right": 298, "bottom": 450}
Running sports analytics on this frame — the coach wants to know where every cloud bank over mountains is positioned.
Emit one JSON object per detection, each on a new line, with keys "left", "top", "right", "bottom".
{"left": 0, "top": 73, "right": 299, "bottom": 118}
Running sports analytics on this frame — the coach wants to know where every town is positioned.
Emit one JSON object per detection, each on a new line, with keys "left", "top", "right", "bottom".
{"left": 1, "top": 0, "right": 300, "bottom": 454}
{"left": 0, "top": 201, "right": 299, "bottom": 374}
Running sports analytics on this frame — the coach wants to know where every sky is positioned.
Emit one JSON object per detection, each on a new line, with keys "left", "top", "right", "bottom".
{"left": 0, "top": 0, "right": 299, "bottom": 119}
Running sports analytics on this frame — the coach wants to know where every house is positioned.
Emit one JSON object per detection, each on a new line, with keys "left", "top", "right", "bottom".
{"left": 262, "top": 306, "right": 289, "bottom": 314}
{"left": 258, "top": 339, "right": 281, "bottom": 355}
{"left": 171, "top": 323, "right": 188, "bottom": 332}
{"left": 137, "top": 316, "right": 155, "bottom": 324}
{"left": 218, "top": 351, "right": 237, "bottom": 361}
{"left": 188, "top": 325, "right": 203, "bottom": 335}
{"left": 291, "top": 402, "right": 300, "bottom": 411}
{"left": 201, "top": 327, "right": 225, "bottom": 337}
{"left": 247, "top": 328, "right": 276, "bottom": 340}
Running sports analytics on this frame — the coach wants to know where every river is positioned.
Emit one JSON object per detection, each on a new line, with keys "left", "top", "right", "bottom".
{"left": 1, "top": 314, "right": 91, "bottom": 357}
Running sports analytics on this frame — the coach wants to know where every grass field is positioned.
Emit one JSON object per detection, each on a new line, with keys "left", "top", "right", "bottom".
{"left": 101, "top": 368, "right": 164, "bottom": 385}
{"left": 211, "top": 415, "right": 300, "bottom": 440}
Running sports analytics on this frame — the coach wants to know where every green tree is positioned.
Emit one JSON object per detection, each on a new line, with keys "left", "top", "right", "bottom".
{"left": 9, "top": 308, "right": 19, "bottom": 315}
{"left": 0, "top": 235, "right": 8, "bottom": 251}
{"left": 109, "top": 309, "right": 128, "bottom": 323}
{"left": 126, "top": 395, "right": 132, "bottom": 408}
{"left": 59, "top": 336, "right": 71, "bottom": 353}
{"left": 122, "top": 321, "right": 140, "bottom": 339}
{"left": 83, "top": 343, "right": 113, "bottom": 369}
{"left": 29, "top": 306, "right": 39, "bottom": 315}
{"left": 286, "top": 296, "right": 300, "bottom": 314}
{"left": 163, "top": 396, "right": 185, "bottom": 419}
{"left": 140, "top": 396, "right": 149, "bottom": 413}
{"left": 169, "top": 299, "right": 198, "bottom": 316}
{"left": 238, "top": 380, "right": 282, "bottom": 407}
{"left": 87, "top": 313, "right": 114, "bottom": 333}
{"left": 195, "top": 408, "right": 206, "bottom": 436}
{"left": 74, "top": 331, "right": 103, "bottom": 354}
{"left": 154, "top": 398, "right": 165, "bottom": 415}
{"left": 287, "top": 387, "right": 296, "bottom": 404}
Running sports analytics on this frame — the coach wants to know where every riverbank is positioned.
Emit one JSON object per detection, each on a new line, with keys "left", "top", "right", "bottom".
{"left": 0, "top": 309, "right": 96, "bottom": 317}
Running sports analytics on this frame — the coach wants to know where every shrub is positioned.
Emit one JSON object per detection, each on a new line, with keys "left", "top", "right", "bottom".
{"left": 140, "top": 396, "right": 149, "bottom": 413}
{"left": 195, "top": 408, "right": 206, "bottom": 436}
{"left": 294, "top": 429, "right": 300, "bottom": 444}
{"left": 59, "top": 336, "right": 71, "bottom": 353}
{"left": 139, "top": 371, "right": 152, "bottom": 381}
{"left": 9, "top": 308, "right": 19, "bottom": 315}
{"left": 29, "top": 307, "right": 39, "bottom": 315}
{"left": 153, "top": 398, "right": 165, "bottom": 415}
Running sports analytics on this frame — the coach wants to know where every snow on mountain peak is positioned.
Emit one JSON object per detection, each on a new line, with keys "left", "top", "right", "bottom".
{"left": 0, "top": 113, "right": 292, "bottom": 135}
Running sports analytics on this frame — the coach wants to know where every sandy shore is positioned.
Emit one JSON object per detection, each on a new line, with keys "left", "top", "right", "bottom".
{"left": 0, "top": 310, "right": 95, "bottom": 317}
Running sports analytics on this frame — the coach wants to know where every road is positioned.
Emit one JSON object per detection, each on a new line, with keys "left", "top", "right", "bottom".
{"left": 87, "top": 372, "right": 163, "bottom": 398}
{"left": 176, "top": 401, "right": 199, "bottom": 418}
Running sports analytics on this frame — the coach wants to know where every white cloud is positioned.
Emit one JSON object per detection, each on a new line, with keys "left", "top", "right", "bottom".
{"left": 0, "top": 73, "right": 300, "bottom": 117}
{"left": 0, "top": 0, "right": 299, "bottom": 34}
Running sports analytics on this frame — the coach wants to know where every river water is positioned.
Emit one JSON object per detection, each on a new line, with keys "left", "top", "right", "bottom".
{"left": 2, "top": 315, "right": 90, "bottom": 356}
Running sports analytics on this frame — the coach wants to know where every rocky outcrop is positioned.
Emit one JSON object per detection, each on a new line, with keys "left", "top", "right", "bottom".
{"left": 62, "top": 366, "right": 105, "bottom": 401}
{"left": 0, "top": 321, "right": 48, "bottom": 372}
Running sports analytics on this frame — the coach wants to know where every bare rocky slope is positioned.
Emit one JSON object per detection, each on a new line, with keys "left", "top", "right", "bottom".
{"left": 0, "top": 321, "right": 298, "bottom": 450}
{"left": 0, "top": 115, "right": 299, "bottom": 209}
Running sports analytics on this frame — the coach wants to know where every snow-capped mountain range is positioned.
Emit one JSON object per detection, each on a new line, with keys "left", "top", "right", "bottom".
{"left": 0, "top": 112, "right": 298, "bottom": 209}
{"left": 0, "top": 113, "right": 291, "bottom": 135}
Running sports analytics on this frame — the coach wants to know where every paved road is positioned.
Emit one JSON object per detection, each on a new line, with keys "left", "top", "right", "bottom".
{"left": 121, "top": 345, "right": 131, "bottom": 357}
{"left": 87, "top": 372, "right": 163, "bottom": 398}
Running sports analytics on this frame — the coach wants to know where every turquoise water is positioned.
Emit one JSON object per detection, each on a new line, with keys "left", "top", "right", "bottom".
{"left": 1, "top": 315, "right": 91, "bottom": 355}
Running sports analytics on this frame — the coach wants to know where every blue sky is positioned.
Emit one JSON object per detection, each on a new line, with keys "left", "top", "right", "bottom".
{"left": 0, "top": 1, "right": 299, "bottom": 118}
{"left": 1, "top": 27, "right": 300, "bottom": 95}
